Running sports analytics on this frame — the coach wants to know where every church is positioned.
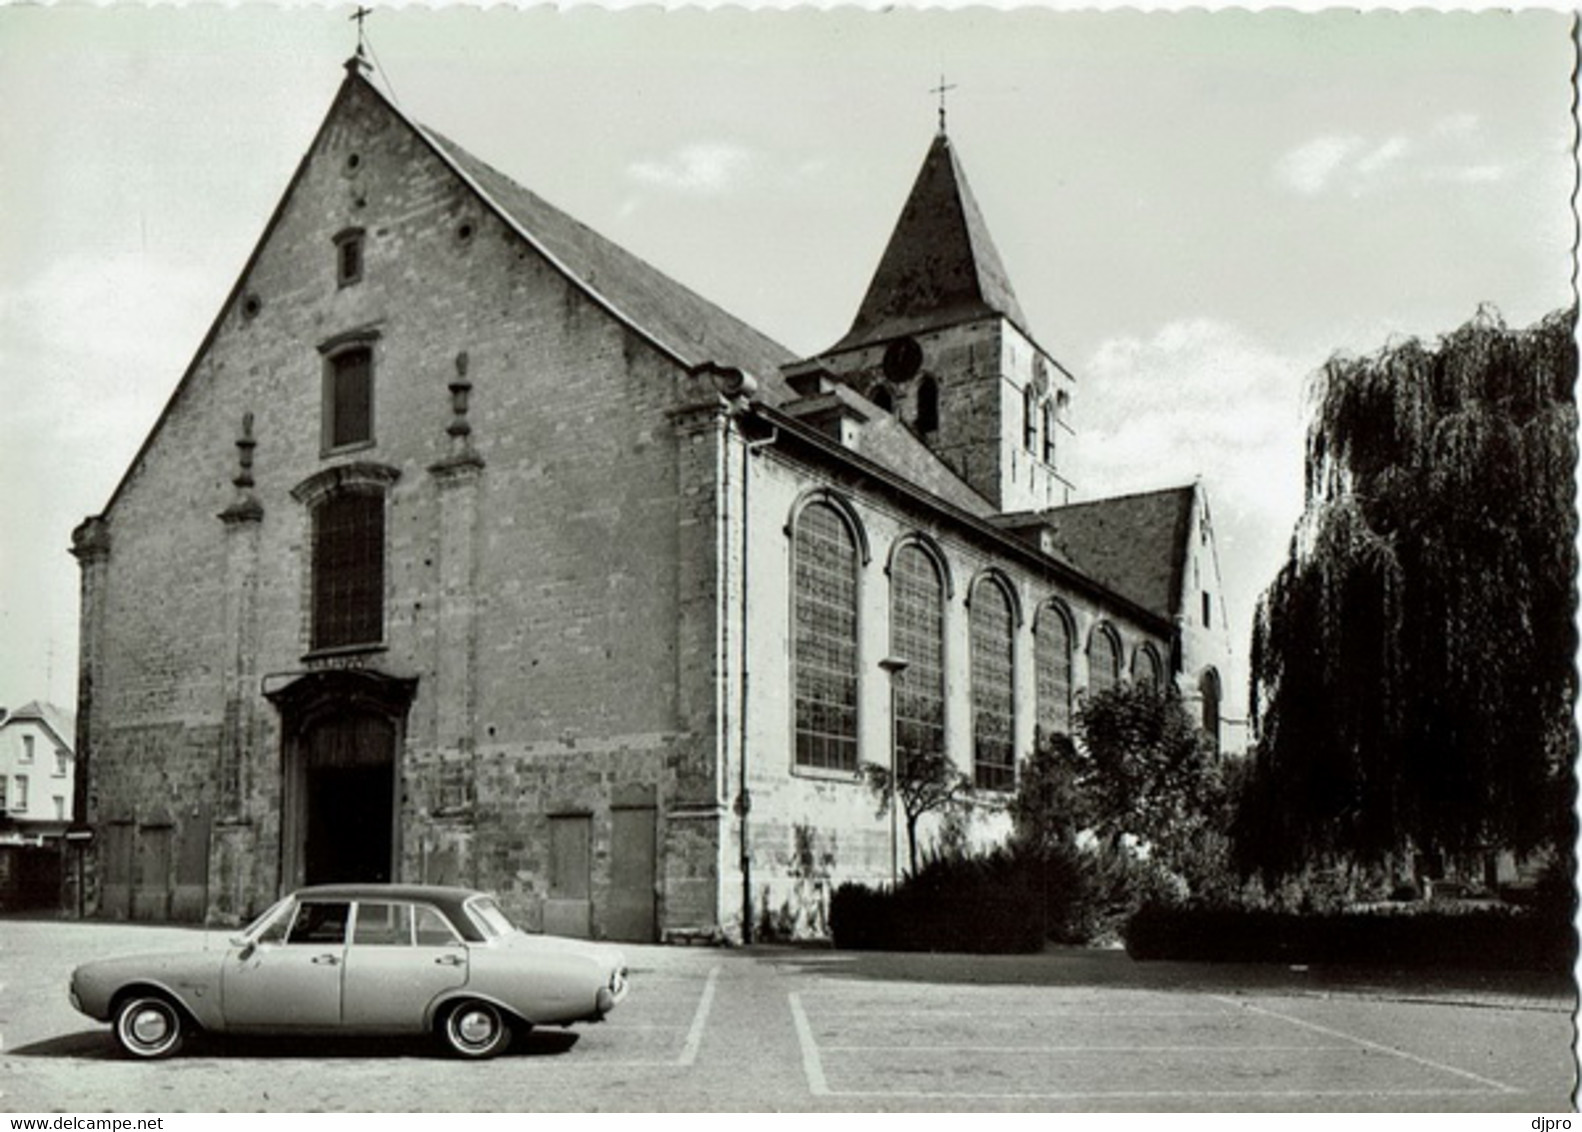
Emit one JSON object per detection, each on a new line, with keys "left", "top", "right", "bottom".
{"left": 70, "top": 59, "right": 1232, "bottom": 942}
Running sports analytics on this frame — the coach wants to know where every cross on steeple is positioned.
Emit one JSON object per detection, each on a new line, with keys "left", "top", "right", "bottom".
{"left": 348, "top": 6, "right": 374, "bottom": 73}
{"left": 930, "top": 74, "right": 957, "bottom": 133}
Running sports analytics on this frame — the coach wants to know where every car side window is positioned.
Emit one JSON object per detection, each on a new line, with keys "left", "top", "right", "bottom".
{"left": 414, "top": 905, "right": 461, "bottom": 946}
{"left": 286, "top": 901, "right": 350, "bottom": 945}
{"left": 352, "top": 902, "right": 413, "bottom": 946}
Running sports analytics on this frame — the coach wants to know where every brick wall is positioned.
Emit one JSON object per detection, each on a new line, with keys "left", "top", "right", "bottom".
{"left": 78, "top": 75, "right": 719, "bottom": 934}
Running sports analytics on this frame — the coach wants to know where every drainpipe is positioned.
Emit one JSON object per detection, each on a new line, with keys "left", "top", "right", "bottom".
{"left": 737, "top": 419, "right": 777, "bottom": 944}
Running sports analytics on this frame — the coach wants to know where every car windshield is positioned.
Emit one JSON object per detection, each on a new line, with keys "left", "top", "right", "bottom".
{"left": 466, "top": 896, "right": 516, "bottom": 939}
{"left": 236, "top": 896, "right": 294, "bottom": 941}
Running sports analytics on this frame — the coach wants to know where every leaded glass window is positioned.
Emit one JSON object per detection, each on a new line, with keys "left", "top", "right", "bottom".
{"left": 1035, "top": 603, "right": 1073, "bottom": 738}
{"left": 794, "top": 502, "right": 859, "bottom": 771}
{"left": 1089, "top": 625, "right": 1121, "bottom": 696}
{"left": 1134, "top": 645, "right": 1164, "bottom": 690}
{"left": 890, "top": 543, "right": 945, "bottom": 774}
{"left": 970, "top": 577, "right": 1015, "bottom": 791}
{"left": 311, "top": 490, "right": 384, "bottom": 650}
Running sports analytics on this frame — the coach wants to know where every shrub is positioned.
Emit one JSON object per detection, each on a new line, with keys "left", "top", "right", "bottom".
{"left": 830, "top": 848, "right": 1046, "bottom": 953}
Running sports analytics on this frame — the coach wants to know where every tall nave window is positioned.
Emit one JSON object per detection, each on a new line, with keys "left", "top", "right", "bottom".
{"left": 1035, "top": 603, "right": 1073, "bottom": 738}
{"left": 890, "top": 543, "right": 946, "bottom": 772}
{"left": 1089, "top": 625, "right": 1121, "bottom": 697}
{"left": 970, "top": 576, "right": 1015, "bottom": 791}
{"left": 793, "top": 501, "right": 860, "bottom": 772}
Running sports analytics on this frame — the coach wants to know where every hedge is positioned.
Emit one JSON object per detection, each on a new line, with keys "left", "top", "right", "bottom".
{"left": 1124, "top": 902, "right": 1576, "bottom": 970}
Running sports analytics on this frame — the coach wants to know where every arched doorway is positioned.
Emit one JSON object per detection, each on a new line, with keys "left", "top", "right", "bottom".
{"left": 266, "top": 670, "right": 417, "bottom": 890}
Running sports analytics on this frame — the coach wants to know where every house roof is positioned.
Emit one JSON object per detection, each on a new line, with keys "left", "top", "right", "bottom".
{"left": 1035, "top": 485, "right": 1199, "bottom": 620}
{"left": 830, "top": 130, "right": 1030, "bottom": 353}
{"left": 4, "top": 701, "right": 76, "bottom": 752}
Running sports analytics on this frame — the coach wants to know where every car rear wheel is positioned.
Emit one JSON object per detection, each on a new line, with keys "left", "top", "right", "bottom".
{"left": 113, "top": 993, "right": 187, "bottom": 1060}
{"left": 440, "top": 999, "right": 511, "bottom": 1059}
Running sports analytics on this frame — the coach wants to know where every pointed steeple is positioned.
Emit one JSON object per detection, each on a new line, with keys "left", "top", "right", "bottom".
{"left": 832, "top": 131, "right": 1029, "bottom": 352}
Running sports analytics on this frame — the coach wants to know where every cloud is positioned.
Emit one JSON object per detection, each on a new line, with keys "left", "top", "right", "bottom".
{"left": 627, "top": 143, "right": 756, "bottom": 196}
{"left": 1275, "top": 115, "right": 1511, "bottom": 197}
{"left": 1276, "top": 135, "right": 1365, "bottom": 195}
{"left": 1074, "top": 319, "right": 1316, "bottom": 654}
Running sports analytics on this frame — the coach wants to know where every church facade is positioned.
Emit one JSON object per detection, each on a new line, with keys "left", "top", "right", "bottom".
{"left": 71, "top": 63, "right": 1232, "bottom": 941}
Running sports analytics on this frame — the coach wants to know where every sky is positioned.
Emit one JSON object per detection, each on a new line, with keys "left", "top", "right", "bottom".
{"left": 0, "top": 4, "right": 1574, "bottom": 723}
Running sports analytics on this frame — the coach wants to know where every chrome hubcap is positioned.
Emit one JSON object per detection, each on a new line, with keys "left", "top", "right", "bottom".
{"left": 457, "top": 1010, "right": 495, "bottom": 1045}
{"left": 131, "top": 1008, "right": 170, "bottom": 1045}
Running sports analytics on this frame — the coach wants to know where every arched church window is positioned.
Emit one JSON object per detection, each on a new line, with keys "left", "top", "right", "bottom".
{"left": 1035, "top": 601, "right": 1074, "bottom": 738}
{"left": 1023, "top": 385, "right": 1038, "bottom": 451}
{"left": 1133, "top": 644, "right": 1164, "bottom": 690}
{"left": 970, "top": 575, "right": 1016, "bottom": 791}
{"left": 793, "top": 501, "right": 861, "bottom": 772}
{"left": 890, "top": 542, "right": 946, "bottom": 773}
{"left": 1041, "top": 402, "right": 1055, "bottom": 463}
{"left": 311, "top": 489, "right": 384, "bottom": 651}
{"left": 1088, "top": 624, "right": 1121, "bottom": 696}
{"left": 1200, "top": 668, "right": 1222, "bottom": 754}
{"left": 872, "top": 384, "right": 895, "bottom": 413}
{"left": 916, "top": 376, "right": 939, "bottom": 433}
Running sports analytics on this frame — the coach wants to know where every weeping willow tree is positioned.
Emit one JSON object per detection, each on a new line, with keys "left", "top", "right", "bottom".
{"left": 1239, "top": 306, "right": 1578, "bottom": 880}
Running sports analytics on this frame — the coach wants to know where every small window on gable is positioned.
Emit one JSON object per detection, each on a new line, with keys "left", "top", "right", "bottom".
{"left": 324, "top": 346, "right": 374, "bottom": 451}
{"left": 1202, "top": 591, "right": 1212, "bottom": 627}
{"left": 334, "top": 228, "right": 365, "bottom": 287}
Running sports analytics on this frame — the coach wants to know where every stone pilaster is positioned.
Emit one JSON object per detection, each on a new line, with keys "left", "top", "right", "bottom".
{"left": 663, "top": 397, "right": 736, "bottom": 939}
{"left": 427, "top": 352, "right": 485, "bottom": 883}
{"left": 213, "top": 412, "right": 265, "bottom": 922}
{"left": 68, "top": 514, "right": 111, "bottom": 917}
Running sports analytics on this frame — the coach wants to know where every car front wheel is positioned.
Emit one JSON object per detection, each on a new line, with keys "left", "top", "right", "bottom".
{"left": 113, "top": 994, "right": 187, "bottom": 1060}
{"left": 440, "top": 999, "right": 511, "bottom": 1059}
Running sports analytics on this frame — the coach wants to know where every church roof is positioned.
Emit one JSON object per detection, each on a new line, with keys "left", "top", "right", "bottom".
{"left": 1037, "top": 485, "right": 1198, "bottom": 620}
{"left": 831, "top": 131, "right": 1031, "bottom": 352}
{"left": 422, "top": 127, "right": 797, "bottom": 395}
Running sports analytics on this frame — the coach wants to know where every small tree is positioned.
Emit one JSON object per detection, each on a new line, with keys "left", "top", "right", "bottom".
{"left": 1008, "top": 730, "right": 1085, "bottom": 855}
{"left": 863, "top": 748, "right": 973, "bottom": 878}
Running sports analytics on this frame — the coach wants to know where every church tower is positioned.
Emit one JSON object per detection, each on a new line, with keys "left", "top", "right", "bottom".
{"left": 783, "top": 127, "right": 1076, "bottom": 511}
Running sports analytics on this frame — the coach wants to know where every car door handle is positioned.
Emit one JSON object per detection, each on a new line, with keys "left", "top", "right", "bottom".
{"left": 312, "top": 954, "right": 341, "bottom": 966}
{"left": 434, "top": 955, "right": 464, "bottom": 966}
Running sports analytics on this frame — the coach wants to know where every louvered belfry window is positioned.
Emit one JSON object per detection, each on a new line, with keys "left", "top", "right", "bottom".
{"left": 312, "top": 490, "right": 384, "bottom": 650}
{"left": 971, "top": 578, "right": 1016, "bottom": 791}
{"left": 793, "top": 502, "right": 859, "bottom": 772}
{"left": 890, "top": 543, "right": 946, "bottom": 775}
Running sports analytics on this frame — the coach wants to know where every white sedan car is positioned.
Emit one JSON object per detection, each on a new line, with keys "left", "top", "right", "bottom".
{"left": 69, "top": 883, "right": 629, "bottom": 1059}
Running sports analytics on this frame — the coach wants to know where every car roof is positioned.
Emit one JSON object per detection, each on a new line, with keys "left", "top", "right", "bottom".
{"left": 293, "top": 883, "right": 485, "bottom": 904}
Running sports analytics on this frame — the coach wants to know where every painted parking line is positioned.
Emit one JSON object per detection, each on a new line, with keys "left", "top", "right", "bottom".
{"left": 789, "top": 987, "right": 1520, "bottom": 1102}
{"left": 675, "top": 964, "right": 719, "bottom": 1067}
{"left": 1211, "top": 995, "right": 1520, "bottom": 1095}
{"left": 512, "top": 964, "right": 719, "bottom": 1071}
{"left": 788, "top": 992, "right": 830, "bottom": 1096}
{"left": 818, "top": 1043, "right": 1356, "bottom": 1053}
